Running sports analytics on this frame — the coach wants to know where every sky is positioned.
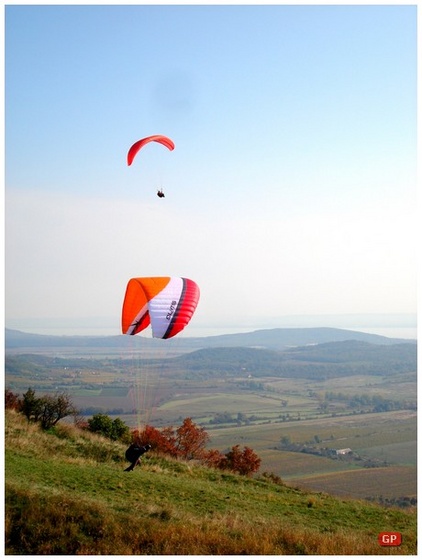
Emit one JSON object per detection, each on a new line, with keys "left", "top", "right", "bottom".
{"left": 4, "top": 3, "right": 418, "bottom": 338}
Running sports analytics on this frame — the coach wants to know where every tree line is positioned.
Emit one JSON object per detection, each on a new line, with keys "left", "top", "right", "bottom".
{"left": 324, "top": 391, "right": 416, "bottom": 412}
{"left": 5, "top": 388, "right": 261, "bottom": 477}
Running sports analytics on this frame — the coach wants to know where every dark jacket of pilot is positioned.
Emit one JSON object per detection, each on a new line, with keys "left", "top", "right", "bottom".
{"left": 124, "top": 443, "right": 151, "bottom": 472}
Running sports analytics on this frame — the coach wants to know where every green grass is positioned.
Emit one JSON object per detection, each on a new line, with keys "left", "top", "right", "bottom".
{"left": 5, "top": 410, "right": 416, "bottom": 555}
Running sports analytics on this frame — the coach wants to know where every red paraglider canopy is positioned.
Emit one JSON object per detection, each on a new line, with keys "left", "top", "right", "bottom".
{"left": 127, "top": 135, "right": 175, "bottom": 166}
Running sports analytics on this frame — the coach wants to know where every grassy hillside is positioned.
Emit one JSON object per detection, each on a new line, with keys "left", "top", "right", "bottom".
{"left": 5, "top": 410, "right": 416, "bottom": 555}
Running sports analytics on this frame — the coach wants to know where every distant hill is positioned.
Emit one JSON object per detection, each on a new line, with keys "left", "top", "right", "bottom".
{"left": 6, "top": 327, "right": 416, "bottom": 382}
{"left": 183, "top": 327, "right": 416, "bottom": 350}
{"left": 4, "top": 326, "right": 415, "bottom": 354}
{"left": 172, "top": 340, "right": 417, "bottom": 379}
{"left": 5, "top": 339, "right": 417, "bottom": 384}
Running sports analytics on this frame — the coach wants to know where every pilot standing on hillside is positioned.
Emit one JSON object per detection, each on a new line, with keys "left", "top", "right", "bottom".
{"left": 124, "top": 443, "right": 151, "bottom": 472}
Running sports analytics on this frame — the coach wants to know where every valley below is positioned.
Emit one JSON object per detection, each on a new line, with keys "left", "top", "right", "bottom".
{"left": 5, "top": 326, "right": 417, "bottom": 505}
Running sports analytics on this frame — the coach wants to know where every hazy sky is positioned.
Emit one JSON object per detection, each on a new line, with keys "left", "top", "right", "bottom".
{"left": 5, "top": 4, "right": 417, "bottom": 337}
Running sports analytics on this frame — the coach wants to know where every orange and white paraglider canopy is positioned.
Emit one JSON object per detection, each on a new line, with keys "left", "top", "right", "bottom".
{"left": 121, "top": 277, "right": 200, "bottom": 339}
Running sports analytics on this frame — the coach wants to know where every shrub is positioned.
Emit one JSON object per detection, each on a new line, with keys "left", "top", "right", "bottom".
{"left": 202, "top": 448, "right": 226, "bottom": 468}
{"left": 5, "top": 388, "right": 20, "bottom": 410}
{"left": 260, "top": 471, "right": 284, "bottom": 485}
{"left": 110, "top": 417, "right": 132, "bottom": 444}
{"left": 136, "top": 418, "right": 210, "bottom": 460}
{"left": 135, "top": 425, "right": 177, "bottom": 455}
{"left": 88, "top": 413, "right": 113, "bottom": 437}
{"left": 87, "top": 413, "right": 131, "bottom": 443}
{"left": 133, "top": 418, "right": 262, "bottom": 477}
{"left": 221, "top": 445, "right": 261, "bottom": 476}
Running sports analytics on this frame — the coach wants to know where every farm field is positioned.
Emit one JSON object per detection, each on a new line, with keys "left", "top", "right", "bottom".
{"left": 289, "top": 465, "right": 417, "bottom": 500}
{"left": 205, "top": 411, "right": 417, "bottom": 500}
{"left": 5, "top": 329, "right": 417, "bottom": 503}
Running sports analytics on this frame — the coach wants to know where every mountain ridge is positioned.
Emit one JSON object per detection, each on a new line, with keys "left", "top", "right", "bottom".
{"left": 171, "top": 340, "right": 417, "bottom": 379}
{"left": 5, "top": 326, "right": 415, "bottom": 353}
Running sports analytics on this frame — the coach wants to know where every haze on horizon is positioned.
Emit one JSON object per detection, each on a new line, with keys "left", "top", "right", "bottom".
{"left": 5, "top": 5, "right": 417, "bottom": 340}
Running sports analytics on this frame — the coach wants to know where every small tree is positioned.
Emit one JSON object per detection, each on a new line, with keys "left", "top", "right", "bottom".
{"left": 20, "top": 388, "right": 77, "bottom": 429}
{"left": 222, "top": 445, "right": 261, "bottom": 476}
{"left": 175, "top": 417, "right": 210, "bottom": 460}
{"left": 21, "top": 388, "right": 44, "bottom": 423}
{"left": 111, "top": 417, "right": 131, "bottom": 443}
{"left": 39, "top": 392, "right": 78, "bottom": 430}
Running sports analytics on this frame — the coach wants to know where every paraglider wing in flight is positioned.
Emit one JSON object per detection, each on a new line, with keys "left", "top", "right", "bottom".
{"left": 121, "top": 277, "right": 200, "bottom": 339}
{"left": 127, "top": 135, "right": 175, "bottom": 166}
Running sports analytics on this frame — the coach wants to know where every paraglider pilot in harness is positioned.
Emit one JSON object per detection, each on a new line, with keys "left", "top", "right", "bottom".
{"left": 124, "top": 443, "right": 152, "bottom": 472}
{"left": 157, "top": 189, "right": 165, "bottom": 198}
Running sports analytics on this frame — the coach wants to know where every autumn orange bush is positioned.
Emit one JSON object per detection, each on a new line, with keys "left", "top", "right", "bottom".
{"left": 134, "top": 417, "right": 261, "bottom": 476}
